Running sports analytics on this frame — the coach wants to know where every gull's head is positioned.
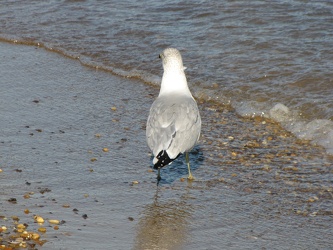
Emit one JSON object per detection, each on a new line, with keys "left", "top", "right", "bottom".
{"left": 159, "top": 48, "right": 185, "bottom": 73}
{"left": 158, "top": 48, "right": 191, "bottom": 96}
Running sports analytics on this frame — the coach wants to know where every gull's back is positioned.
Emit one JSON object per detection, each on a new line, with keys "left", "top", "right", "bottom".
{"left": 146, "top": 93, "right": 201, "bottom": 163}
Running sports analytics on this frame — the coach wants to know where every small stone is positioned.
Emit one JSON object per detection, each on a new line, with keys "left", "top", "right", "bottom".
{"left": 38, "top": 227, "right": 47, "bottom": 233}
{"left": 48, "top": 220, "right": 60, "bottom": 225}
{"left": 11, "top": 216, "right": 19, "bottom": 221}
{"left": 34, "top": 216, "right": 44, "bottom": 223}
{"left": 17, "top": 224, "right": 26, "bottom": 229}
{"left": 31, "top": 233, "right": 40, "bottom": 240}
{"left": 23, "top": 194, "right": 31, "bottom": 199}
{"left": 262, "top": 165, "right": 271, "bottom": 171}
{"left": 20, "top": 231, "right": 29, "bottom": 239}
{"left": 102, "top": 148, "right": 109, "bottom": 152}
{"left": 8, "top": 198, "right": 17, "bottom": 204}
{"left": 211, "top": 83, "right": 219, "bottom": 88}
{"left": 309, "top": 212, "right": 318, "bottom": 217}
{"left": 307, "top": 196, "right": 319, "bottom": 203}
{"left": 20, "top": 242, "right": 27, "bottom": 248}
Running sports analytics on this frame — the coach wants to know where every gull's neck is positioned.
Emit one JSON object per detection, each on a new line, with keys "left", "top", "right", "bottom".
{"left": 158, "top": 69, "right": 193, "bottom": 97}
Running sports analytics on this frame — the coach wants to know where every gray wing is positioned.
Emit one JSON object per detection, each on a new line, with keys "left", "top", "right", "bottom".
{"left": 146, "top": 95, "right": 201, "bottom": 160}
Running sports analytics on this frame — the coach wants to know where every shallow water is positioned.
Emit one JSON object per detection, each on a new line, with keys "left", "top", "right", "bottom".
{"left": 0, "top": 43, "right": 332, "bottom": 249}
{"left": 0, "top": 0, "right": 333, "bottom": 154}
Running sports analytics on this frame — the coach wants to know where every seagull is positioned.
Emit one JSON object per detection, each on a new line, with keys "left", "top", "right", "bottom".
{"left": 146, "top": 48, "right": 201, "bottom": 181}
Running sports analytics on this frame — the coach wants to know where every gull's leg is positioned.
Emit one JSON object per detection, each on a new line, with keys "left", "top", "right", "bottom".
{"left": 157, "top": 167, "right": 161, "bottom": 183}
{"left": 186, "top": 152, "right": 194, "bottom": 180}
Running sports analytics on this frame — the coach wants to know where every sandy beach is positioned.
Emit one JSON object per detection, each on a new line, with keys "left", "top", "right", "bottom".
{"left": 0, "top": 42, "right": 332, "bottom": 249}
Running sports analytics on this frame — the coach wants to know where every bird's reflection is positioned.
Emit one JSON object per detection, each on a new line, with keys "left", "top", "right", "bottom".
{"left": 135, "top": 187, "right": 193, "bottom": 250}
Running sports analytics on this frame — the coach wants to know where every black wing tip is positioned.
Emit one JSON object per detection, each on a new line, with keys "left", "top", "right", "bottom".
{"left": 153, "top": 150, "right": 180, "bottom": 169}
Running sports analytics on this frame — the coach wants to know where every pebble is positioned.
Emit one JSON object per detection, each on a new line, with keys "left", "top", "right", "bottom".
{"left": 307, "top": 196, "right": 319, "bottom": 203}
{"left": 309, "top": 212, "right": 318, "bottom": 217}
{"left": 16, "top": 224, "right": 26, "bottom": 229}
{"left": 34, "top": 216, "right": 44, "bottom": 224}
{"left": 11, "top": 216, "right": 19, "bottom": 221}
{"left": 8, "top": 198, "right": 17, "bottom": 204}
{"left": 23, "top": 194, "right": 31, "bottom": 199}
{"left": 48, "top": 219, "right": 60, "bottom": 225}
{"left": 38, "top": 227, "right": 46, "bottom": 233}
{"left": 31, "top": 232, "right": 40, "bottom": 240}
{"left": 262, "top": 165, "right": 271, "bottom": 171}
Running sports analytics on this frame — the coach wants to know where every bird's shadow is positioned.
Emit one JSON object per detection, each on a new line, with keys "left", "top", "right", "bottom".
{"left": 150, "top": 145, "right": 204, "bottom": 185}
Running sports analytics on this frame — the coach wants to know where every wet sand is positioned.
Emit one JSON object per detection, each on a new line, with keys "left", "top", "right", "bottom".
{"left": 0, "top": 42, "right": 332, "bottom": 250}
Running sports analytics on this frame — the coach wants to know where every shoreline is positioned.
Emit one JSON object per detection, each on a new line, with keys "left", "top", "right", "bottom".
{"left": 1, "top": 37, "right": 333, "bottom": 157}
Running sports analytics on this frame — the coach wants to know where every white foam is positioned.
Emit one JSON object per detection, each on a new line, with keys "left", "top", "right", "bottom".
{"left": 234, "top": 101, "right": 268, "bottom": 118}
{"left": 269, "top": 103, "right": 290, "bottom": 122}
{"left": 270, "top": 104, "right": 333, "bottom": 155}
{"left": 236, "top": 102, "right": 333, "bottom": 155}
